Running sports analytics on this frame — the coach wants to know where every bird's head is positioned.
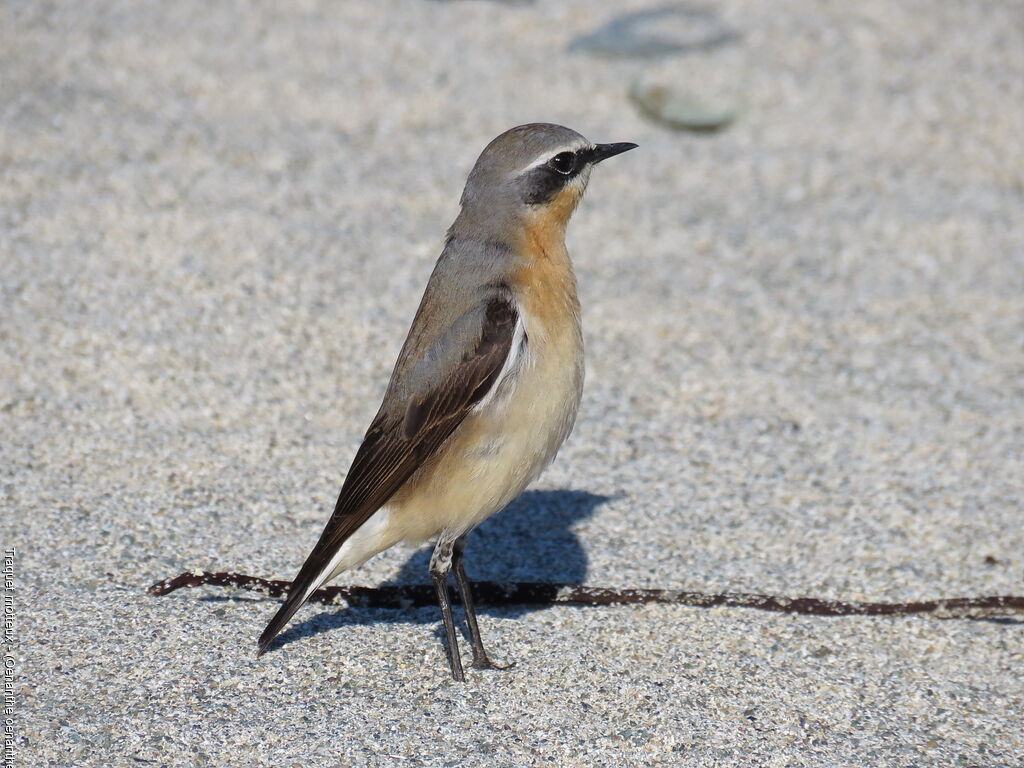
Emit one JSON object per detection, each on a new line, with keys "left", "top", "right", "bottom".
{"left": 453, "top": 123, "right": 637, "bottom": 242}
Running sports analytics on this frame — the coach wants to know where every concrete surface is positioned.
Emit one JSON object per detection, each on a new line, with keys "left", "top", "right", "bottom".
{"left": 2, "top": 0, "right": 1022, "bottom": 765}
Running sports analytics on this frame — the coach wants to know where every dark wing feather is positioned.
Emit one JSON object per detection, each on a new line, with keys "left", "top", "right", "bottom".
{"left": 257, "top": 296, "right": 517, "bottom": 654}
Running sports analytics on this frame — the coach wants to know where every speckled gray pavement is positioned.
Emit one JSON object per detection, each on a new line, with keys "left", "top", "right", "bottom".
{"left": 3, "top": 1, "right": 1023, "bottom": 766}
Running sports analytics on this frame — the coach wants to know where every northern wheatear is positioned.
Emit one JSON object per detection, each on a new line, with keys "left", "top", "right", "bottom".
{"left": 257, "top": 123, "right": 636, "bottom": 680}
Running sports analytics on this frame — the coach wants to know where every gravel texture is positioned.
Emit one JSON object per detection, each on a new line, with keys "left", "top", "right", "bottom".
{"left": 3, "top": 1, "right": 1023, "bottom": 766}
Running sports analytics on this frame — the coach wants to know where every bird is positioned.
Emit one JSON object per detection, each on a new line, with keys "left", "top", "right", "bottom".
{"left": 257, "top": 123, "right": 636, "bottom": 681}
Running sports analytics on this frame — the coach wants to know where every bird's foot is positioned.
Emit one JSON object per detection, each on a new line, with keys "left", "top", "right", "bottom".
{"left": 471, "top": 655, "right": 515, "bottom": 671}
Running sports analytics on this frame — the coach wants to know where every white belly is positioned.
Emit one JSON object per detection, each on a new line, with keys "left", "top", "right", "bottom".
{"left": 392, "top": 312, "right": 584, "bottom": 543}
{"left": 324, "top": 304, "right": 583, "bottom": 580}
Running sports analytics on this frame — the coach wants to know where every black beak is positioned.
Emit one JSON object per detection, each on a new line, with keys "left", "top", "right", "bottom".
{"left": 586, "top": 142, "right": 638, "bottom": 164}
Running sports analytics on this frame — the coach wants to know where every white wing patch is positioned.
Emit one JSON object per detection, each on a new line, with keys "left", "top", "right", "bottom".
{"left": 472, "top": 312, "right": 527, "bottom": 414}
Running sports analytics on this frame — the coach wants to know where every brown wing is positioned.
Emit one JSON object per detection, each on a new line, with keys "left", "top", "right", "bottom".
{"left": 258, "top": 296, "right": 518, "bottom": 653}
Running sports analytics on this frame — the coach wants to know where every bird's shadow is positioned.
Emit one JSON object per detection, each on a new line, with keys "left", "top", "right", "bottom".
{"left": 271, "top": 489, "right": 611, "bottom": 652}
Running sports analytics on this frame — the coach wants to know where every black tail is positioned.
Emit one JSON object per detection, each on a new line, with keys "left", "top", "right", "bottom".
{"left": 256, "top": 557, "right": 330, "bottom": 656}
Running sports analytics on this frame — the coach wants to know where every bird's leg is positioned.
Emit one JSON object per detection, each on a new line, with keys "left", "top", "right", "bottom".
{"left": 452, "top": 534, "right": 508, "bottom": 670}
{"left": 429, "top": 537, "right": 465, "bottom": 682}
